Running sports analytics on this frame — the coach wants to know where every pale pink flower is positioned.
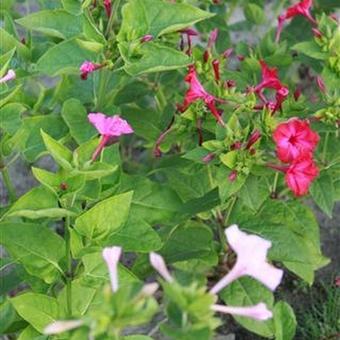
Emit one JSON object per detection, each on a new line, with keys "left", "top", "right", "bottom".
{"left": 211, "top": 302, "right": 272, "bottom": 321}
{"left": 102, "top": 246, "right": 122, "bottom": 292}
{"left": 149, "top": 252, "right": 174, "bottom": 282}
{"left": 210, "top": 225, "right": 283, "bottom": 294}
{"left": 44, "top": 320, "right": 83, "bottom": 335}
{"left": 0, "top": 69, "right": 16, "bottom": 84}
{"left": 88, "top": 113, "right": 133, "bottom": 160}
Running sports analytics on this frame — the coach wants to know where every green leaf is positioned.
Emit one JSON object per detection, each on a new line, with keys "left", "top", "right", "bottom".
{"left": 0, "top": 222, "right": 65, "bottom": 283}
{"left": 119, "top": 41, "right": 191, "bottom": 76}
{"left": 120, "top": 175, "right": 183, "bottom": 225}
{"left": 18, "top": 326, "right": 46, "bottom": 340}
{"left": 62, "top": 0, "right": 82, "bottom": 15}
{"left": 41, "top": 130, "right": 73, "bottom": 170}
{"left": 0, "top": 103, "right": 25, "bottom": 135}
{"left": 6, "top": 208, "right": 76, "bottom": 219}
{"left": 11, "top": 293, "right": 60, "bottom": 333}
{"left": 74, "top": 191, "right": 133, "bottom": 241}
{"left": 310, "top": 171, "right": 334, "bottom": 218}
{"left": 220, "top": 277, "right": 274, "bottom": 338}
{"left": 58, "top": 279, "right": 96, "bottom": 316}
{"left": 80, "top": 252, "right": 139, "bottom": 287}
{"left": 239, "top": 175, "right": 268, "bottom": 212}
{"left": 106, "top": 217, "right": 162, "bottom": 252}
{"left": 117, "top": 0, "right": 214, "bottom": 41}
{"left": 124, "top": 336, "right": 153, "bottom": 340}
{"left": 244, "top": 3, "right": 265, "bottom": 25}
{"left": 0, "top": 28, "right": 30, "bottom": 60}
{"left": 16, "top": 10, "right": 83, "bottom": 39}
{"left": 61, "top": 98, "right": 97, "bottom": 144}
{"left": 11, "top": 115, "right": 68, "bottom": 162}
{"left": 219, "top": 151, "right": 237, "bottom": 168}
{"left": 161, "top": 221, "right": 216, "bottom": 263}
{"left": 37, "top": 38, "right": 103, "bottom": 76}
{"left": 2, "top": 186, "right": 58, "bottom": 220}
{"left": 291, "top": 41, "right": 328, "bottom": 60}
{"left": 274, "top": 301, "right": 297, "bottom": 340}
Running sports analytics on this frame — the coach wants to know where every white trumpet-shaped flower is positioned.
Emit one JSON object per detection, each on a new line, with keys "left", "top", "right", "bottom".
{"left": 102, "top": 246, "right": 122, "bottom": 293}
{"left": 44, "top": 320, "right": 83, "bottom": 335}
{"left": 210, "top": 225, "right": 283, "bottom": 295}
{"left": 149, "top": 252, "right": 174, "bottom": 282}
{"left": 211, "top": 302, "right": 272, "bottom": 321}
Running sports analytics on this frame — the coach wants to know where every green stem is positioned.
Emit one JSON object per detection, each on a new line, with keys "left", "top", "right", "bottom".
{"left": 0, "top": 159, "right": 16, "bottom": 204}
{"left": 105, "top": 0, "right": 122, "bottom": 38}
{"left": 271, "top": 172, "right": 279, "bottom": 197}
{"left": 65, "top": 216, "right": 72, "bottom": 317}
{"left": 225, "top": 195, "right": 237, "bottom": 226}
{"left": 322, "top": 132, "right": 329, "bottom": 164}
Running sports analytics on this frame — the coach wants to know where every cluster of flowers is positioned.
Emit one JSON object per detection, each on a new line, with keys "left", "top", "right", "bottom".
{"left": 272, "top": 118, "right": 320, "bottom": 196}
{"left": 44, "top": 225, "right": 283, "bottom": 335}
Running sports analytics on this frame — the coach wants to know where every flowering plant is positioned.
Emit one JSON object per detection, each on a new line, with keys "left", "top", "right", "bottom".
{"left": 0, "top": 0, "right": 339, "bottom": 339}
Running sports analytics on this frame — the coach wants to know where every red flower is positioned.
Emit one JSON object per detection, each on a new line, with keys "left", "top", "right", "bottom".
{"left": 285, "top": 156, "right": 319, "bottom": 196}
{"left": 104, "top": 0, "right": 111, "bottom": 17}
{"left": 273, "top": 118, "right": 319, "bottom": 163}
{"left": 254, "top": 61, "right": 289, "bottom": 113}
{"left": 276, "top": 0, "right": 316, "bottom": 42}
{"left": 179, "top": 66, "right": 224, "bottom": 125}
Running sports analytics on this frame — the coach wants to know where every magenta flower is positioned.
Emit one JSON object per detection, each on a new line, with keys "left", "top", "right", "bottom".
{"left": 209, "top": 225, "right": 283, "bottom": 295}
{"left": 254, "top": 61, "right": 289, "bottom": 113}
{"left": 273, "top": 118, "right": 319, "bottom": 163}
{"left": 102, "top": 246, "right": 122, "bottom": 292}
{"left": 316, "top": 76, "right": 326, "bottom": 93}
{"left": 276, "top": 0, "right": 316, "bottom": 42}
{"left": 149, "top": 252, "right": 174, "bottom": 282}
{"left": 0, "top": 69, "right": 16, "bottom": 84}
{"left": 285, "top": 156, "right": 319, "bottom": 196}
{"left": 140, "top": 34, "right": 154, "bottom": 43}
{"left": 80, "top": 61, "right": 102, "bottom": 80}
{"left": 179, "top": 66, "right": 225, "bottom": 125}
{"left": 88, "top": 113, "right": 133, "bottom": 160}
{"left": 103, "top": 0, "right": 112, "bottom": 17}
{"left": 211, "top": 302, "right": 272, "bottom": 321}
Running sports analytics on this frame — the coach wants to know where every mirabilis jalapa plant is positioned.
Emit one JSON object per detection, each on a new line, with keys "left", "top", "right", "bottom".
{"left": 0, "top": 0, "right": 339, "bottom": 339}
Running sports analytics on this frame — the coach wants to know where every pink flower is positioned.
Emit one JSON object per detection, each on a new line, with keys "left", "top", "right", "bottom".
{"left": 209, "top": 225, "right": 283, "bottom": 294}
{"left": 141, "top": 34, "right": 154, "bottom": 43}
{"left": 223, "top": 48, "right": 233, "bottom": 59}
{"left": 211, "top": 302, "right": 272, "bottom": 321}
{"left": 316, "top": 76, "right": 326, "bottom": 93}
{"left": 254, "top": 61, "right": 289, "bottom": 113}
{"left": 212, "top": 59, "right": 220, "bottom": 82}
{"left": 179, "top": 28, "right": 199, "bottom": 55}
{"left": 104, "top": 0, "right": 111, "bottom": 17}
{"left": 203, "top": 29, "right": 219, "bottom": 62}
{"left": 44, "top": 320, "right": 83, "bottom": 335}
{"left": 207, "top": 29, "right": 219, "bottom": 49}
{"left": 88, "top": 113, "right": 133, "bottom": 160}
{"left": 149, "top": 252, "right": 174, "bottom": 282}
{"left": 179, "top": 66, "right": 225, "bottom": 125}
{"left": 246, "top": 130, "right": 261, "bottom": 150}
{"left": 285, "top": 156, "right": 319, "bottom": 196}
{"left": 228, "top": 170, "right": 237, "bottom": 182}
{"left": 0, "top": 69, "right": 16, "bottom": 84}
{"left": 276, "top": 0, "right": 316, "bottom": 42}
{"left": 273, "top": 118, "right": 319, "bottom": 163}
{"left": 80, "top": 61, "right": 101, "bottom": 80}
{"left": 102, "top": 246, "right": 122, "bottom": 292}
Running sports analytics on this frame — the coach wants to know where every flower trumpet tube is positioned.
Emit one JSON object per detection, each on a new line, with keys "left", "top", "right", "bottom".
{"left": 211, "top": 302, "right": 273, "bottom": 321}
{"left": 102, "top": 246, "right": 122, "bottom": 293}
